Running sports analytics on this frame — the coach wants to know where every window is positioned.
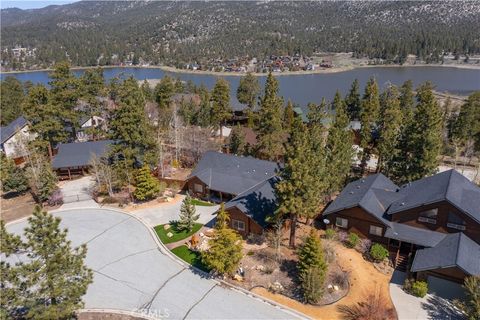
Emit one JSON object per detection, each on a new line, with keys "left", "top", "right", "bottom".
{"left": 232, "top": 219, "right": 245, "bottom": 231}
{"left": 335, "top": 217, "right": 348, "bottom": 229}
{"left": 418, "top": 208, "right": 438, "bottom": 224}
{"left": 193, "top": 183, "right": 203, "bottom": 193}
{"left": 369, "top": 225, "right": 383, "bottom": 236}
{"left": 447, "top": 212, "right": 466, "bottom": 231}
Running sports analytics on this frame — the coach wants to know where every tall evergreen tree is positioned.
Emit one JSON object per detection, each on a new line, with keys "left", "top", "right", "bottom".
{"left": 154, "top": 75, "right": 175, "bottom": 109}
{"left": 229, "top": 125, "right": 246, "bottom": 155}
{"left": 0, "top": 153, "right": 29, "bottom": 194}
{"left": 178, "top": 193, "right": 200, "bottom": 232}
{"left": 236, "top": 72, "right": 260, "bottom": 109}
{"left": 359, "top": 77, "right": 380, "bottom": 173}
{"left": 210, "top": 78, "right": 232, "bottom": 136}
{"left": 345, "top": 79, "right": 361, "bottom": 121}
{"left": 326, "top": 91, "right": 353, "bottom": 194}
{"left": 399, "top": 80, "right": 415, "bottom": 122}
{"left": 276, "top": 118, "right": 324, "bottom": 248}
{"left": 256, "top": 72, "right": 285, "bottom": 160}
{"left": 283, "top": 100, "right": 295, "bottom": 132}
{"left": 0, "top": 76, "right": 25, "bottom": 125}
{"left": 377, "top": 85, "right": 403, "bottom": 176}
{"left": 215, "top": 203, "right": 229, "bottom": 230}
{"left": 0, "top": 207, "right": 93, "bottom": 319}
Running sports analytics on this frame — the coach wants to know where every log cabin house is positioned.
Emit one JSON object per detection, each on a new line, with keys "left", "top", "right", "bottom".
{"left": 323, "top": 169, "right": 480, "bottom": 287}
{"left": 187, "top": 151, "right": 279, "bottom": 236}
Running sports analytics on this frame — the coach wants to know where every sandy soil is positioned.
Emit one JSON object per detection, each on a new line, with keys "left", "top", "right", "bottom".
{"left": 122, "top": 194, "right": 183, "bottom": 212}
{"left": 1, "top": 193, "right": 36, "bottom": 223}
{"left": 251, "top": 242, "right": 395, "bottom": 320}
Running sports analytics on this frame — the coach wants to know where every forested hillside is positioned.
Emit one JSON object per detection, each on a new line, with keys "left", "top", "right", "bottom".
{"left": 1, "top": 1, "right": 480, "bottom": 70}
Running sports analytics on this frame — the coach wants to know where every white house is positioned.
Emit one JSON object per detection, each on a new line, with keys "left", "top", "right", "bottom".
{"left": 0, "top": 116, "right": 35, "bottom": 162}
{"left": 76, "top": 115, "right": 106, "bottom": 142}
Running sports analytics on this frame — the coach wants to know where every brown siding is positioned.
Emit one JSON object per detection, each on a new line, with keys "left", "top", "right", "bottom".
{"left": 417, "top": 267, "right": 466, "bottom": 284}
{"left": 390, "top": 200, "right": 480, "bottom": 244}
{"left": 225, "top": 206, "right": 264, "bottom": 238}
{"left": 324, "top": 206, "right": 388, "bottom": 245}
{"left": 186, "top": 176, "right": 209, "bottom": 199}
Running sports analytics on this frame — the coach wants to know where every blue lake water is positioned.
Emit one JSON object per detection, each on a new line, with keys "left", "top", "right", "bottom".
{"left": 2, "top": 66, "right": 479, "bottom": 108}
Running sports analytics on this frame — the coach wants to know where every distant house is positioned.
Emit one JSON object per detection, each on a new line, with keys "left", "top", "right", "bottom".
{"left": 52, "top": 140, "right": 113, "bottom": 179}
{"left": 76, "top": 115, "right": 106, "bottom": 142}
{"left": 0, "top": 116, "right": 35, "bottom": 163}
{"left": 323, "top": 169, "right": 480, "bottom": 287}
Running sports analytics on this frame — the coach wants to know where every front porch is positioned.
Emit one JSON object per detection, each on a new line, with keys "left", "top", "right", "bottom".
{"left": 387, "top": 238, "right": 416, "bottom": 272}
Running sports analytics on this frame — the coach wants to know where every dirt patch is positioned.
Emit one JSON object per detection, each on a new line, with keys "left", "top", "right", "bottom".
{"left": 77, "top": 312, "right": 146, "bottom": 320}
{"left": 123, "top": 194, "right": 183, "bottom": 212}
{"left": 1, "top": 193, "right": 36, "bottom": 223}
{"left": 251, "top": 242, "right": 394, "bottom": 320}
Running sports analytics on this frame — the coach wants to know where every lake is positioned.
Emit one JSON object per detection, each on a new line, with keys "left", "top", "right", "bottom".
{"left": 2, "top": 66, "right": 479, "bottom": 109}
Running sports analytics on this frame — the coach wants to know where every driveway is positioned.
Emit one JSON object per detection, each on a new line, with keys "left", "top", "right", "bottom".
{"left": 132, "top": 194, "right": 219, "bottom": 228}
{"left": 59, "top": 176, "right": 99, "bottom": 209}
{"left": 7, "top": 208, "right": 300, "bottom": 319}
{"left": 389, "top": 271, "right": 465, "bottom": 320}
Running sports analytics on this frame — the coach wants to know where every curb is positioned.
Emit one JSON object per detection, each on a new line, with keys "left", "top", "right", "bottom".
{"left": 8, "top": 206, "right": 311, "bottom": 320}
{"left": 77, "top": 308, "right": 160, "bottom": 320}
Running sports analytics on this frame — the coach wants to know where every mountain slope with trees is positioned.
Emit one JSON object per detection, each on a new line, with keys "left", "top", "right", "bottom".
{"left": 1, "top": 1, "right": 479, "bottom": 70}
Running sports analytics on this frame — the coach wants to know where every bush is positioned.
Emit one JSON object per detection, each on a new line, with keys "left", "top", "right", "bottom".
{"left": 346, "top": 233, "right": 359, "bottom": 248}
{"left": 410, "top": 280, "right": 428, "bottom": 298}
{"left": 358, "top": 238, "right": 372, "bottom": 254}
{"left": 325, "top": 228, "right": 336, "bottom": 240}
{"left": 47, "top": 189, "right": 63, "bottom": 206}
{"left": 337, "top": 231, "right": 348, "bottom": 243}
{"left": 369, "top": 243, "right": 389, "bottom": 262}
{"left": 301, "top": 266, "right": 325, "bottom": 304}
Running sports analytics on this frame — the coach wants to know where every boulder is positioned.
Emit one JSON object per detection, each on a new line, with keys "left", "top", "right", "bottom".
{"left": 166, "top": 232, "right": 173, "bottom": 238}
{"left": 164, "top": 224, "right": 171, "bottom": 230}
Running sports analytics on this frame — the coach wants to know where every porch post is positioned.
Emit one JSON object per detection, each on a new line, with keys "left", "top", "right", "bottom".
{"left": 68, "top": 168, "right": 72, "bottom": 180}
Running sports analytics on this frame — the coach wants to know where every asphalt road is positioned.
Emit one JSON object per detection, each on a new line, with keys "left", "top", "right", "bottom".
{"left": 7, "top": 208, "right": 299, "bottom": 320}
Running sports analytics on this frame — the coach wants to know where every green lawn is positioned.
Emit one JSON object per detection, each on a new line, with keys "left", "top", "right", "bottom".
{"left": 154, "top": 222, "right": 203, "bottom": 244}
{"left": 171, "top": 245, "right": 210, "bottom": 272}
{"left": 190, "top": 199, "right": 216, "bottom": 206}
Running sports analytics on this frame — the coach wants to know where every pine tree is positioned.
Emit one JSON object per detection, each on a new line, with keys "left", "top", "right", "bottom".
{"left": 399, "top": 80, "right": 415, "bottom": 122}
{"left": 283, "top": 100, "right": 295, "bottom": 132}
{"left": 0, "top": 76, "right": 25, "bottom": 125}
{"left": 0, "top": 153, "right": 29, "bottom": 194}
{"left": 236, "top": 72, "right": 260, "bottom": 109}
{"left": 345, "top": 79, "right": 361, "bottom": 121}
{"left": 455, "top": 276, "right": 480, "bottom": 320}
{"left": 178, "top": 193, "right": 200, "bottom": 232}
{"left": 211, "top": 78, "right": 232, "bottom": 136}
{"left": 0, "top": 207, "right": 93, "bottom": 319}
{"left": 359, "top": 77, "right": 380, "bottom": 173}
{"left": 229, "top": 125, "right": 246, "bottom": 155}
{"left": 155, "top": 75, "right": 175, "bottom": 109}
{"left": 298, "top": 230, "right": 327, "bottom": 303}
{"left": 26, "top": 156, "right": 58, "bottom": 203}
{"left": 133, "top": 166, "right": 161, "bottom": 201}
{"left": 276, "top": 118, "right": 325, "bottom": 248}
{"left": 141, "top": 79, "right": 153, "bottom": 102}
{"left": 377, "top": 85, "right": 403, "bottom": 176}
{"left": 202, "top": 203, "right": 242, "bottom": 275}
{"left": 256, "top": 72, "right": 285, "bottom": 160}
{"left": 326, "top": 91, "right": 353, "bottom": 194}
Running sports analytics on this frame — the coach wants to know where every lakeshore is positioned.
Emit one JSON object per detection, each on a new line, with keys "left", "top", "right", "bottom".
{"left": 2, "top": 61, "right": 480, "bottom": 77}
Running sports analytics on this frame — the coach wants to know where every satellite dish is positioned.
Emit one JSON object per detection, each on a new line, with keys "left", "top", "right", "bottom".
{"left": 323, "top": 219, "right": 330, "bottom": 225}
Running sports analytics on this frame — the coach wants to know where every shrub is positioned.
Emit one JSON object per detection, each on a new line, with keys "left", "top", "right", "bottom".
{"left": 47, "top": 189, "right": 63, "bottom": 206}
{"left": 332, "top": 270, "right": 349, "bottom": 289}
{"left": 410, "top": 280, "right": 428, "bottom": 298}
{"left": 346, "top": 233, "right": 359, "bottom": 248}
{"left": 369, "top": 243, "right": 389, "bottom": 262}
{"left": 301, "top": 266, "right": 325, "bottom": 304}
{"left": 337, "top": 231, "right": 348, "bottom": 243}
{"left": 325, "top": 228, "right": 336, "bottom": 240}
{"left": 358, "top": 238, "right": 372, "bottom": 254}
{"left": 337, "top": 290, "right": 396, "bottom": 320}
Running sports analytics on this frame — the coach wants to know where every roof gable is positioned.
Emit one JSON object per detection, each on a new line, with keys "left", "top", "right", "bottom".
{"left": 225, "top": 176, "right": 279, "bottom": 227}
{"left": 0, "top": 116, "right": 28, "bottom": 145}
{"left": 189, "top": 151, "right": 279, "bottom": 196}
{"left": 411, "top": 233, "right": 480, "bottom": 275}
{"left": 387, "top": 170, "right": 480, "bottom": 223}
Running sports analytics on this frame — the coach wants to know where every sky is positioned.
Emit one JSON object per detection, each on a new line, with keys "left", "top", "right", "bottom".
{"left": 1, "top": 0, "right": 78, "bottom": 10}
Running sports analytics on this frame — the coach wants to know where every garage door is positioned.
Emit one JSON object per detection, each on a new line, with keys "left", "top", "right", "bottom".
{"left": 428, "top": 276, "right": 465, "bottom": 300}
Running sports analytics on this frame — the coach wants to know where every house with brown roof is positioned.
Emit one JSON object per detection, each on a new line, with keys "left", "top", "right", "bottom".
{"left": 323, "top": 169, "right": 480, "bottom": 285}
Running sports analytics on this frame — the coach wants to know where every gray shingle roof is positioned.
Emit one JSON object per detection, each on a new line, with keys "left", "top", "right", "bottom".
{"left": 387, "top": 169, "right": 480, "bottom": 224}
{"left": 0, "top": 116, "right": 28, "bottom": 145}
{"left": 411, "top": 233, "right": 480, "bottom": 276}
{"left": 323, "top": 173, "right": 401, "bottom": 226}
{"left": 225, "top": 176, "right": 279, "bottom": 227}
{"left": 52, "top": 140, "right": 113, "bottom": 169}
{"left": 189, "top": 151, "right": 279, "bottom": 196}
{"left": 384, "top": 222, "right": 447, "bottom": 247}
